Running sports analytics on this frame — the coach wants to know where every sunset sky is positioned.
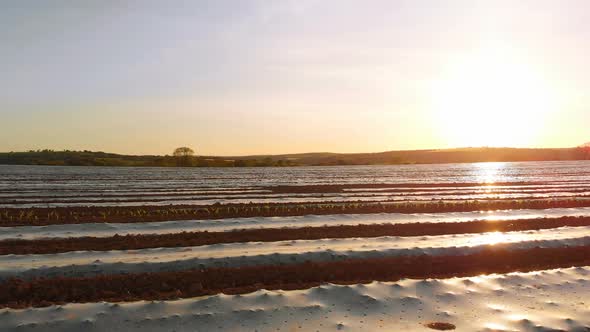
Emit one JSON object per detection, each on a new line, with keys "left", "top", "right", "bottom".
{"left": 1, "top": 0, "right": 589, "bottom": 156}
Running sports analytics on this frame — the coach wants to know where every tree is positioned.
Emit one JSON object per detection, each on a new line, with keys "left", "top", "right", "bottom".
{"left": 173, "top": 147, "right": 195, "bottom": 166}
{"left": 173, "top": 147, "right": 195, "bottom": 157}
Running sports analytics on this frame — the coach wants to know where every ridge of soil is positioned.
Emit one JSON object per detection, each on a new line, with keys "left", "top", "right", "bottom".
{"left": 2, "top": 198, "right": 590, "bottom": 226}
{"left": 2, "top": 216, "right": 589, "bottom": 255}
{"left": 2, "top": 245, "right": 590, "bottom": 308}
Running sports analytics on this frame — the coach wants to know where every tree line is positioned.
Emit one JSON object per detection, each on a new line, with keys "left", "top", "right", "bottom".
{"left": 1, "top": 146, "right": 589, "bottom": 167}
{"left": 0, "top": 148, "right": 300, "bottom": 167}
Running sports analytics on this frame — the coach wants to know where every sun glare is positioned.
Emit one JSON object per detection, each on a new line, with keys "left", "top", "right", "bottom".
{"left": 430, "top": 46, "right": 557, "bottom": 148}
{"left": 472, "top": 231, "right": 512, "bottom": 246}
{"left": 474, "top": 162, "right": 506, "bottom": 184}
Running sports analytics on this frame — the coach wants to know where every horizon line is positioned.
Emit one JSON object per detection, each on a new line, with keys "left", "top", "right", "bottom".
{"left": 3, "top": 144, "right": 588, "bottom": 158}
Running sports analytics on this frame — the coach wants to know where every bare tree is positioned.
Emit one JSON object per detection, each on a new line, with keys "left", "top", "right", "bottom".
{"left": 173, "top": 147, "right": 195, "bottom": 166}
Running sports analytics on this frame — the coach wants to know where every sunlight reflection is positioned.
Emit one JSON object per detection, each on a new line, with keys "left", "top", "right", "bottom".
{"left": 487, "top": 303, "right": 507, "bottom": 311}
{"left": 484, "top": 322, "right": 509, "bottom": 330}
{"left": 471, "top": 231, "right": 511, "bottom": 246}
{"left": 469, "top": 276, "right": 485, "bottom": 284}
{"left": 475, "top": 162, "right": 507, "bottom": 184}
{"left": 507, "top": 313, "right": 528, "bottom": 321}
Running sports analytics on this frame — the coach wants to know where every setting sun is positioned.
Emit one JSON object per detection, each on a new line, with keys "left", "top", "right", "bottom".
{"left": 431, "top": 46, "right": 558, "bottom": 148}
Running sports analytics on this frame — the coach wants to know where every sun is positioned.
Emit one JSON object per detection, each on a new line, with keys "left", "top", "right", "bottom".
{"left": 430, "top": 46, "right": 557, "bottom": 148}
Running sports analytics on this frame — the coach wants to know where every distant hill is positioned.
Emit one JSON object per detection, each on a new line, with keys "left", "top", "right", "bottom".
{"left": 232, "top": 147, "right": 590, "bottom": 166}
{"left": 0, "top": 150, "right": 297, "bottom": 167}
{"left": 1, "top": 147, "right": 589, "bottom": 167}
{"left": 579, "top": 142, "right": 590, "bottom": 148}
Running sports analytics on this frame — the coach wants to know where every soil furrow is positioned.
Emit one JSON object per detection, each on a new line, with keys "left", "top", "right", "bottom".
{"left": 2, "top": 216, "right": 590, "bottom": 255}
{"left": 2, "top": 245, "right": 590, "bottom": 308}
{"left": 2, "top": 198, "right": 590, "bottom": 226}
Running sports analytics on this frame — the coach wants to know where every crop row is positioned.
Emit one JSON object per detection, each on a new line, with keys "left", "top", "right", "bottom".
{"left": 2, "top": 198, "right": 590, "bottom": 226}
{"left": 2, "top": 245, "right": 590, "bottom": 308}
{"left": 3, "top": 189, "right": 590, "bottom": 205}
{"left": 2, "top": 216, "right": 590, "bottom": 255}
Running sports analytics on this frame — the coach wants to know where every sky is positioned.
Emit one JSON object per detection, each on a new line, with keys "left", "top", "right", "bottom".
{"left": 1, "top": 0, "right": 589, "bottom": 156}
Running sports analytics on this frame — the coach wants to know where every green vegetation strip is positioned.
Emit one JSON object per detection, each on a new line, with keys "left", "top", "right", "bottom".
{"left": 2, "top": 245, "right": 590, "bottom": 308}
{"left": 2, "top": 216, "right": 590, "bottom": 255}
{"left": 2, "top": 198, "right": 590, "bottom": 226}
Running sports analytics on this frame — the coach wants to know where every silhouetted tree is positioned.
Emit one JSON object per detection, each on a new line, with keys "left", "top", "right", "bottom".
{"left": 173, "top": 147, "right": 195, "bottom": 166}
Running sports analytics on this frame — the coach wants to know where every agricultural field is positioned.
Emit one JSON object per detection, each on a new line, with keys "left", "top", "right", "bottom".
{"left": 1, "top": 161, "right": 590, "bottom": 331}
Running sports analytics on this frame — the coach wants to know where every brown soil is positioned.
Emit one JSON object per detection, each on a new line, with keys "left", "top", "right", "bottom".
{"left": 264, "top": 182, "right": 571, "bottom": 193}
{"left": 1, "top": 245, "right": 590, "bottom": 309}
{"left": 425, "top": 322, "right": 456, "bottom": 330}
{"left": 3, "top": 188, "right": 589, "bottom": 205}
{"left": 2, "top": 198, "right": 590, "bottom": 226}
{"left": 0, "top": 181, "right": 580, "bottom": 199}
{"left": 2, "top": 216, "right": 589, "bottom": 255}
